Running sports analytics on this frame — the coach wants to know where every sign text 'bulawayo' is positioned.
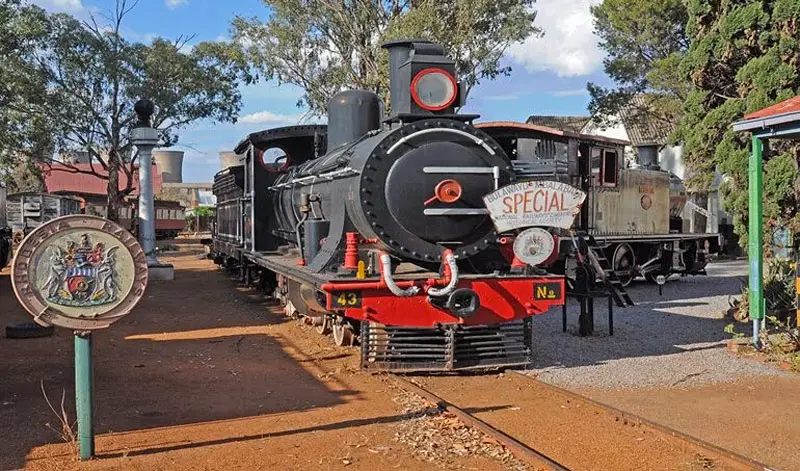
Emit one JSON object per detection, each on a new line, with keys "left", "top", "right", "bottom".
{"left": 483, "top": 181, "right": 586, "bottom": 232}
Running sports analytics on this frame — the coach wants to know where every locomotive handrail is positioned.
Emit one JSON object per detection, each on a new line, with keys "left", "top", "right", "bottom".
{"left": 267, "top": 167, "right": 360, "bottom": 190}
{"left": 386, "top": 128, "right": 496, "bottom": 156}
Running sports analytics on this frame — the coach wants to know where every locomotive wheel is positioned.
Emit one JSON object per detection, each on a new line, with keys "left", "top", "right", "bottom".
{"left": 612, "top": 243, "right": 636, "bottom": 287}
{"left": 332, "top": 319, "right": 354, "bottom": 347}
{"left": 314, "top": 315, "right": 332, "bottom": 335}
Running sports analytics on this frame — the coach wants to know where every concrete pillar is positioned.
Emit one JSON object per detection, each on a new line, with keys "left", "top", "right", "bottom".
{"left": 130, "top": 99, "right": 174, "bottom": 281}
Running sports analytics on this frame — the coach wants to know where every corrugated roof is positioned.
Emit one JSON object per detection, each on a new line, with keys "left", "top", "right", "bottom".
{"left": 744, "top": 96, "right": 800, "bottom": 119}
{"left": 526, "top": 115, "right": 591, "bottom": 133}
{"left": 43, "top": 163, "right": 163, "bottom": 196}
{"left": 615, "top": 95, "right": 676, "bottom": 146}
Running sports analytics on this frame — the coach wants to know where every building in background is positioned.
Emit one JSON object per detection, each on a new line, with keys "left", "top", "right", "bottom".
{"left": 42, "top": 156, "right": 189, "bottom": 239}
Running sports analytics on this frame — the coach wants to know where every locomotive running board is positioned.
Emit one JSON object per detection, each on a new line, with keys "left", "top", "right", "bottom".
{"left": 359, "top": 318, "right": 532, "bottom": 372}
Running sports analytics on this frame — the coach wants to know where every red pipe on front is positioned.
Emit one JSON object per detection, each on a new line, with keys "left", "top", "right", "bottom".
{"left": 344, "top": 232, "right": 359, "bottom": 269}
{"left": 321, "top": 249, "right": 453, "bottom": 292}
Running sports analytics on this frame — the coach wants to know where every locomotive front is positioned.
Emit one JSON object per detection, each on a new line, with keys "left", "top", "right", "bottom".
{"left": 269, "top": 41, "right": 515, "bottom": 268}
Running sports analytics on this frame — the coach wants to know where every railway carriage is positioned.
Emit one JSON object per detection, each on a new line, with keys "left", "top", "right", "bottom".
{"left": 210, "top": 40, "right": 571, "bottom": 372}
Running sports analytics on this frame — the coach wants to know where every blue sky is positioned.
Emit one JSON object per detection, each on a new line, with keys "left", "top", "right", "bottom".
{"left": 32, "top": 0, "right": 612, "bottom": 182}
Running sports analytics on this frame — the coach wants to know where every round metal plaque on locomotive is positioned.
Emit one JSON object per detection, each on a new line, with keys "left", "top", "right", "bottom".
{"left": 512, "top": 227, "right": 556, "bottom": 266}
{"left": 11, "top": 215, "right": 148, "bottom": 330}
{"left": 641, "top": 194, "right": 653, "bottom": 210}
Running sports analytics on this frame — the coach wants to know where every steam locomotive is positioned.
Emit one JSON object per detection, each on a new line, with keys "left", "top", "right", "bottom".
{"left": 474, "top": 122, "right": 718, "bottom": 287}
{"left": 210, "top": 40, "right": 571, "bottom": 371}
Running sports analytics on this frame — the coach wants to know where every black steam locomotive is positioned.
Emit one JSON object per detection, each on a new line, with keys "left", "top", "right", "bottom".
{"left": 210, "top": 40, "right": 568, "bottom": 371}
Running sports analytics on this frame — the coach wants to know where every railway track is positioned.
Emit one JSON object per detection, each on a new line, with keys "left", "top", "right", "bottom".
{"left": 394, "top": 375, "right": 569, "bottom": 471}
{"left": 392, "top": 372, "right": 777, "bottom": 471}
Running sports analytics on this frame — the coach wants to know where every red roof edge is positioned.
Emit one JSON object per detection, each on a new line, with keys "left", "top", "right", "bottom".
{"left": 744, "top": 96, "right": 800, "bottom": 120}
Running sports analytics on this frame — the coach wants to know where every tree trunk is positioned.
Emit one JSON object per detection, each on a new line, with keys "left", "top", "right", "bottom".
{"left": 106, "top": 148, "right": 121, "bottom": 222}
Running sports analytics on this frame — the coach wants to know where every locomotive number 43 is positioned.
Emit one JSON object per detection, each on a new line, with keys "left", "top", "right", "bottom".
{"left": 330, "top": 291, "right": 362, "bottom": 308}
{"left": 533, "top": 282, "right": 562, "bottom": 300}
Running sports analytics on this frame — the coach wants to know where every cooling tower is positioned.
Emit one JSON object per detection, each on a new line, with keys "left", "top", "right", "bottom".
{"left": 219, "top": 151, "right": 240, "bottom": 170}
{"left": 153, "top": 150, "right": 184, "bottom": 183}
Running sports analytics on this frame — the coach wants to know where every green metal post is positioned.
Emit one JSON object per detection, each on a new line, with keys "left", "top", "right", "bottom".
{"left": 74, "top": 332, "right": 94, "bottom": 460}
{"left": 749, "top": 136, "right": 764, "bottom": 348}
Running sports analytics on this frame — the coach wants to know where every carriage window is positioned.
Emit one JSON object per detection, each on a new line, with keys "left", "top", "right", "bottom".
{"left": 601, "top": 150, "right": 618, "bottom": 186}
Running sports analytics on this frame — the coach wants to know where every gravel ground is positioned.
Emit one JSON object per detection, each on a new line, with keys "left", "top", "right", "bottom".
{"left": 524, "top": 259, "right": 790, "bottom": 390}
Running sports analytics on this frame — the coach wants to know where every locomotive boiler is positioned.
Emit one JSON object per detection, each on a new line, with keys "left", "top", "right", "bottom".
{"left": 210, "top": 40, "right": 570, "bottom": 371}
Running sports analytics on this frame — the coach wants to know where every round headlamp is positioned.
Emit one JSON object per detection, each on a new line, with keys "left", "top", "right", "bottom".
{"left": 411, "top": 68, "right": 457, "bottom": 111}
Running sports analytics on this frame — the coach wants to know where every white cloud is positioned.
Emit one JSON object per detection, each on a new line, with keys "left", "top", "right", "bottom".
{"left": 506, "top": 0, "right": 604, "bottom": 77}
{"left": 483, "top": 94, "right": 521, "bottom": 101}
{"left": 550, "top": 88, "right": 589, "bottom": 97}
{"left": 165, "top": 0, "right": 188, "bottom": 8}
{"left": 31, "top": 0, "right": 85, "bottom": 13}
{"left": 238, "top": 111, "right": 304, "bottom": 125}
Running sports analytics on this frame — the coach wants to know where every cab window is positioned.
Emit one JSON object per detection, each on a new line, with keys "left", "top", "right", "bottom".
{"left": 601, "top": 150, "right": 618, "bottom": 186}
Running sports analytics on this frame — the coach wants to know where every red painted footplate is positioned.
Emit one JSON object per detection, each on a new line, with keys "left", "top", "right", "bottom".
{"left": 324, "top": 276, "right": 564, "bottom": 327}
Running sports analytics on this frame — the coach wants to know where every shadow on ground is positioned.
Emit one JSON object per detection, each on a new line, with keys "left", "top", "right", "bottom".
{"left": 0, "top": 254, "right": 356, "bottom": 470}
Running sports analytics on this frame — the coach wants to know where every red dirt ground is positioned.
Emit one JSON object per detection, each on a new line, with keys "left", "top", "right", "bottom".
{"left": 580, "top": 377, "right": 800, "bottom": 471}
{"left": 2, "top": 251, "right": 798, "bottom": 471}
{"left": 0, "top": 253, "right": 504, "bottom": 471}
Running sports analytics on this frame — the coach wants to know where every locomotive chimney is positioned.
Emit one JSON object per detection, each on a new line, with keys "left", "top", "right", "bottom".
{"left": 326, "top": 90, "right": 381, "bottom": 150}
{"left": 636, "top": 145, "right": 661, "bottom": 170}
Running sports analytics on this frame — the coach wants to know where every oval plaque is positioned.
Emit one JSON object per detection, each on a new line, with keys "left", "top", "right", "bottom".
{"left": 11, "top": 215, "right": 148, "bottom": 330}
{"left": 512, "top": 227, "right": 556, "bottom": 266}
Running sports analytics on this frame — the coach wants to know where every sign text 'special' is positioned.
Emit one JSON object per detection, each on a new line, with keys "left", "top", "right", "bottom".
{"left": 483, "top": 181, "right": 586, "bottom": 233}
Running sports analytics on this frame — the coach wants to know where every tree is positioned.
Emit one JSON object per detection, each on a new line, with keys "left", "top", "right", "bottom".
{"left": 675, "top": 0, "right": 800, "bottom": 248}
{"left": 231, "top": 0, "right": 541, "bottom": 117}
{"left": 587, "top": 0, "right": 689, "bottom": 131}
{"left": 0, "top": 0, "right": 55, "bottom": 190}
{"left": 2, "top": 0, "right": 251, "bottom": 221}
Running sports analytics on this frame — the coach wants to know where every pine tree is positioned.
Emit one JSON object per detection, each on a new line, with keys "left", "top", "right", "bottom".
{"left": 676, "top": 0, "right": 800, "bottom": 249}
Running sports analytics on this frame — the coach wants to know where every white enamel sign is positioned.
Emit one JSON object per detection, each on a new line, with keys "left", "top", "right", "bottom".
{"left": 483, "top": 181, "right": 586, "bottom": 232}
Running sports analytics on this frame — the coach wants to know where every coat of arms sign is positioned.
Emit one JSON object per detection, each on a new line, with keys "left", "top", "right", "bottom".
{"left": 11, "top": 215, "right": 148, "bottom": 330}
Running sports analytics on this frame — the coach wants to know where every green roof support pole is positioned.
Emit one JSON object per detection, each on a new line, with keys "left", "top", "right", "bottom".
{"left": 749, "top": 135, "right": 765, "bottom": 348}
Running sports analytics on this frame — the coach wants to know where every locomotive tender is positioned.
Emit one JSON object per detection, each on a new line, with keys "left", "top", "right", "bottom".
{"left": 211, "top": 40, "right": 571, "bottom": 371}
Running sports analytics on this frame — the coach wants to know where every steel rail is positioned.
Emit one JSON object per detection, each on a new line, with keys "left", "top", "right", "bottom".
{"left": 508, "top": 371, "right": 777, "bottom": 471}
{"left": 392, "top": 376, "right": 570, "bottom": 471}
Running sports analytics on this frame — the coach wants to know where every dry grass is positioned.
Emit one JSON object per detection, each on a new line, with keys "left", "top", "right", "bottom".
{"left": 40, "top": 380, "right": 78, "bottom": 459}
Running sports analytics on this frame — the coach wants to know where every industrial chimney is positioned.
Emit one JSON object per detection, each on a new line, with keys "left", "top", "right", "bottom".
{"left": 219, "top": 151, "right": 240, "bottom": 170}
{"left": 152, "top": 150, "right": 184, "bottom": 183}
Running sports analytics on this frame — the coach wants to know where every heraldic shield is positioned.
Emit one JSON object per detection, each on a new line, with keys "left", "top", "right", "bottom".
{"left": 42, "top": 232, "right": 121, "bottom": 307}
